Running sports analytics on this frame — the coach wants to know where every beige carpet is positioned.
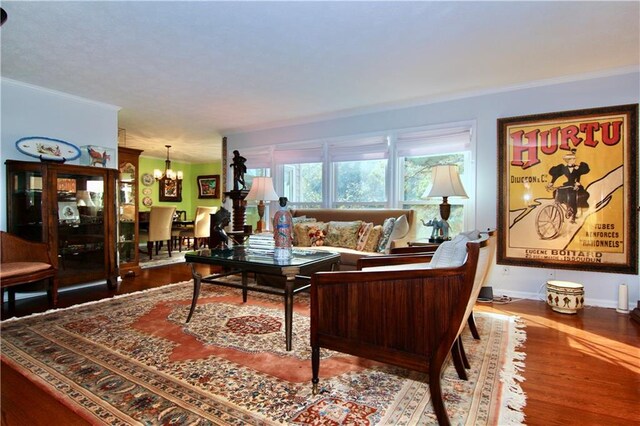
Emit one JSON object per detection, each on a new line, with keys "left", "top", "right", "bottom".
{"left": 1, "top": 279, "right": 526, "bottom": 425}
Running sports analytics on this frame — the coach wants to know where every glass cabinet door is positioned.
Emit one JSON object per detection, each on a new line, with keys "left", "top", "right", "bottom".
{"left": 118, "top": 162, "right": 136, "bottom": 264}
{"left": 7, "top": 167, "right": 44, "bottom": 242}
{"left": 55, "top": 171, "right": 106, "bottom": 280}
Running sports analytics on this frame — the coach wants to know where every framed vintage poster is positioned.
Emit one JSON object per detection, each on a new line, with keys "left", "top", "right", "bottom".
{"left": 497, "top": 104, "right": 638, "bottom": 274}
{"left": 197, "top": 175, "right": 220, "bottom": 199}
{"left": 159, "top": 177, "right": 182, "bottom": 202}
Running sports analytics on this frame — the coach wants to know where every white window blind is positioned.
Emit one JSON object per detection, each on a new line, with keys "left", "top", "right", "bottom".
{"left": 328, "top": 135, "right": 389, "bottom": 161}
{"left": 396, "top": 127, "right": 471, "bottom": 157}
{"left": 241, "top": 147, "right": 272, "bottom": 169}
{"left": 273, "top": 146, "right": 323, "bottom": 164}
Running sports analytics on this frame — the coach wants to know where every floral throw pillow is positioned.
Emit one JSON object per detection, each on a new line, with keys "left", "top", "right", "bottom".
{"left": 325, "top": 221, "right": 363, "bottom": 249}
{"left": 294, "top": 222, "right": 325, "bottom": 247}
{"left": 309, "top": 227, "right": 327, "bottom": 246}
{"left": 292, "top": 217, "right": 317, "bottom": 245}
{"left": 356, "top": 222, "right": 374, "bottom": 251}
{"left": 376, "top": 217, "right": 397, "bottom": 253}
{"left": 363, "top": 225, "right": 383, "bottom": 252}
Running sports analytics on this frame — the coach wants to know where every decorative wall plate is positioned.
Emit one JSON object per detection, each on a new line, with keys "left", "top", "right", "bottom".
{"left": 142, "top": 196, "right": 153, "bottom": 207}
{"left": 16, "top": 136, "right": 81, "bottom": 162}
{"left": 141, "top": 173, "right": 155, "bottom": 186}
{"left": 142, "top": 188, "right": 152, "bottom": 196}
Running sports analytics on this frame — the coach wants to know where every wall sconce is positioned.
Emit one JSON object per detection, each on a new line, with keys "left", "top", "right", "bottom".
{"left": 422, "top": 164, "right": 468, "bottom": 241}
{"left": 154, "top": 145, "right": 183, "bottom": 181}
{"left": 245, "top": 177, "right": 279, "bottom": 233}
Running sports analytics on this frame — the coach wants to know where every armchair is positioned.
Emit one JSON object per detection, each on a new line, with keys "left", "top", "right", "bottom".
{"left": 310, "top": 237, "right": 486, "bottom": 426}
{"left": 0, "top": 231, "right": 58, "bottom": 313}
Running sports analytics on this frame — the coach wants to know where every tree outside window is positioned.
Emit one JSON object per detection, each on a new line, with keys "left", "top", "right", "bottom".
{"left": 333, "top": 159, "right": 387, "bottom": 208}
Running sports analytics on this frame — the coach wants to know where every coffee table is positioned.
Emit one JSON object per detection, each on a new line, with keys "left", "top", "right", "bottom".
{"left": 185, "top": 246, "right": 340, "bottom": 351}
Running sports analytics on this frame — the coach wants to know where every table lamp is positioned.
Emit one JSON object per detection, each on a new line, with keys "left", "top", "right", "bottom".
{"left": 422, "top": 164, "right": 468, "bottom": 241}
{"left": 245, "top": 177, "right": 279, "bottom": 233}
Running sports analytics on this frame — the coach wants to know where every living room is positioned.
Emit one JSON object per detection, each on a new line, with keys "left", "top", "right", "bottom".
{"left": 1, "top": 2, "right": 638, "bottom": 425}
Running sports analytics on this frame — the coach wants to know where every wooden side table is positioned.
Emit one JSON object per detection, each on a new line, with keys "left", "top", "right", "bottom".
{"left": 390, "top": 240, "right": 440, "bottom": 254}
{"left": 408, "top": 239, "right": 442, "bottom": 248}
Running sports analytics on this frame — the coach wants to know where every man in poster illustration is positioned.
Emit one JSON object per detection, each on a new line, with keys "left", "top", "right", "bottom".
{"left": 546, "top": 149, "right": 590, "bottom": 223}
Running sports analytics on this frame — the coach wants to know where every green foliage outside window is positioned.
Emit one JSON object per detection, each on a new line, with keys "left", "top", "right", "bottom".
{"left": 334, "top": 159, "right": 386, "bottom": 204}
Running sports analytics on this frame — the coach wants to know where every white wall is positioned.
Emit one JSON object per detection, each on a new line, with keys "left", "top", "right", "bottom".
{"left": 227, "top": 70, "right": 640, "bottom": 309}
{"left": 0, "top": 78, "right": 120, "bottom": 230}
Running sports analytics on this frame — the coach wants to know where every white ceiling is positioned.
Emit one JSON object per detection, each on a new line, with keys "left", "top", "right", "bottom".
{"left": 1, "top": 1, "right": 638, "bottom": 162}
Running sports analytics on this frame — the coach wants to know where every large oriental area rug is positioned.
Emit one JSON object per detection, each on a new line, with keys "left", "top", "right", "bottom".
{"left": 1, "top": 280, "right": 526, "bottom": 425}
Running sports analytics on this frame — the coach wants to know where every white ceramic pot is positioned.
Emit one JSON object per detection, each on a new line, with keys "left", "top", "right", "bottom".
{"left": 546, "top": 280, "right": 585, "bottom": 314}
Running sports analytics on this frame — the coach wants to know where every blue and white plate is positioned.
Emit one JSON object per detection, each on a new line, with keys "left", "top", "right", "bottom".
{"left": 16, "top": 136, "right": 81, "bottom": 161}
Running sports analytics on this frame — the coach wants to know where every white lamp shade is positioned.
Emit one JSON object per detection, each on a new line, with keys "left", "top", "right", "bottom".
{"left": 76, "top": 190, "right": 95, "bottom": 207}
{"left": 245, "top": 177, "right": 279, "bottom": 201}
{"left": 422, "top": 164, "right": 468, "bottom": 199}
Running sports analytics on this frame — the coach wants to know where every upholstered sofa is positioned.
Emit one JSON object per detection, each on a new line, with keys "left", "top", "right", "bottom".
{"left": 288, "top": 208, "right": 417, "bottom": 270}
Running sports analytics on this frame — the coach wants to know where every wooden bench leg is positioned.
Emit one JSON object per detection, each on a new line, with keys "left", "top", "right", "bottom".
{"left": 47, "top": 277, "right": 59, "bottom": 308}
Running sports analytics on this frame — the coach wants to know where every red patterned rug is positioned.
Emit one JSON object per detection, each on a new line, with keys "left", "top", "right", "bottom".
{"left": 1, "top": 279, "right": 526, "bottom": 425}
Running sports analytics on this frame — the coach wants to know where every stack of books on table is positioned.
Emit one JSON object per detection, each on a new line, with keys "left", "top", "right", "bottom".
{"left": 246, "top": 234, "right": 275, "bottom": 255}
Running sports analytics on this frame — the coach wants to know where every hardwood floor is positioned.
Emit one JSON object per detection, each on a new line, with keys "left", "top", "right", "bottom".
{"left": 2, "top": 263, "right": 639, "bottom": 425}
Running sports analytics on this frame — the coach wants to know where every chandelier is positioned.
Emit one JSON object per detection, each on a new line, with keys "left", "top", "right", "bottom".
{"left": 154, "top": 145, "right": 183, "bottom": 181}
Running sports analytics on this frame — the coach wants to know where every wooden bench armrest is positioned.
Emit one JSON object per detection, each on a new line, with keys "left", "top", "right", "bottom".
{"left": 356, "top": 253, "right": 434, "bottom": 270}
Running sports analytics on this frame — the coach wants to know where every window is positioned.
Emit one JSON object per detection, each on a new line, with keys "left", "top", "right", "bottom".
{"left": 283, "top": 162, "right": 322, "bottom": 208}
{"left": 396, "top": 126, "right": 473, "bottom": 238}
{"left": 401, "top": 153, "right": 468, "bottom": 238}
{"left": 233, "top": 121, "right": 475, "bottom": 234}
{"left": 274, "top": 145, "right": 324, "bottom": 209}
{"left": 333, "top": 159, "right": 387, "bottom": 208}
{"left": 329, "top": 135, "right": 389, "bottom": 209}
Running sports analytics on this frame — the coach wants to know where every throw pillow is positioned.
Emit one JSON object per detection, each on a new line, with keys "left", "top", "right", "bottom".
{"left": 356, "top": 222, "right": 374, "bottom": 251}
{"left": 325, "top": 221, "right": 363, "bottom": 249}
{"left": 385, "top": 214, "right": 410, "bottom": 251}
{"left": 294, "top": 222, "right": 325, "bottom": 247}
{"left": 309, "top": 226, "right": 327, "bottom": 246}
{"left": 363, "top": 225, "right": 383, "bottom": 252}
{"left": 460, "top": 229, "right": 481, "bottom": 241}
{"left": 293, "top": 216, "right": 317, "bottom": 224}
{"left": 430, "top": 234, "right": 471, "bottom": 268}
{"left": 292, "top": 217, "right": 317, "bottom": 245}
{"left": 376, "top": 217, "right": 397, "bottom": 253}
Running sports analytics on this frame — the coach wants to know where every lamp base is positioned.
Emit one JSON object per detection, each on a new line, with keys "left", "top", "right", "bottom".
{"left": 255, "top": 219, "right": 266, "bottom": 233}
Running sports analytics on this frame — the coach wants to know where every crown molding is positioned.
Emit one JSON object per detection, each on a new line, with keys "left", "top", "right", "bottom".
{"left": 1, "top": 77, "right": 121, "bottom": 111}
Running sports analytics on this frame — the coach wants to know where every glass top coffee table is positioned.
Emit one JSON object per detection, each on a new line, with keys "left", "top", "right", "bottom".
{"left": 185, "top": 246, "right": 340, "bottom": 351}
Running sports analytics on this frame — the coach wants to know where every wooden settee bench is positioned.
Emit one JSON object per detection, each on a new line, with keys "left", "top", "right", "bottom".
{"left": 1, "top": 231, "right": 58, "bottom": 313}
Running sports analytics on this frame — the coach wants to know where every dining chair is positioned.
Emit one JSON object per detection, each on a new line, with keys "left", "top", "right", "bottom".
{"left": 139, "top": 206, "right": 176, "bottom": 260}
{"left": 180, "top": 206, "right": 218, "bottom": 250}
{"left": 172, "top": 210, "right": 188, "bottom": 251}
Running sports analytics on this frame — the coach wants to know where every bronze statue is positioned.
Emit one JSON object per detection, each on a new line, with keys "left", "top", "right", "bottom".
{"left": 210, "top": 207, "right": 231, "bottom": 248}
{"left": 230, "top": 150, "right": 247, "bottom": 191}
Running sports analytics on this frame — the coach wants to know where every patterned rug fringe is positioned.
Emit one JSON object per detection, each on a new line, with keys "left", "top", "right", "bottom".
{"left": 496, "top": 313, "right": 528, "bottom": 425}
{"left": 0, "top": 280, "right": 193, "bottom": 324}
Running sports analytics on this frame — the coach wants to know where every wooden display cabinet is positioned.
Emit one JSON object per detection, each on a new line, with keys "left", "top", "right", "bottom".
{"left": 5, "top": 160, "right": 119, "bottom": 289}
{"left": 117, "top": 147, "right": 143, "bottom": 277}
